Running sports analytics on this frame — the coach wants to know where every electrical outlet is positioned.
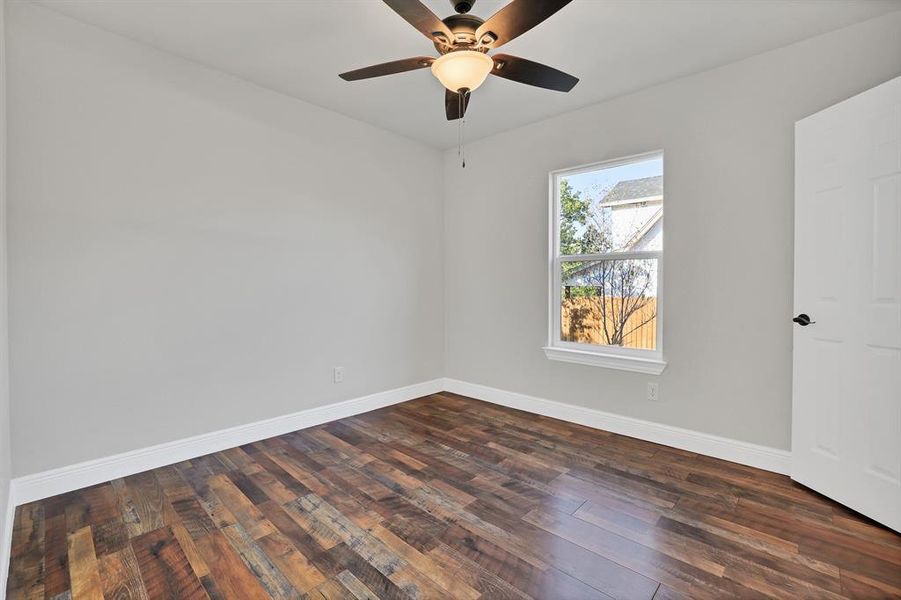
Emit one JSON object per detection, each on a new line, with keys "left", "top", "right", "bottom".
{"left": 333, "top": 366, "right": 345, "bottom": 384}
{"left": 647, "top": 382, "right": 660, "bottom": 402}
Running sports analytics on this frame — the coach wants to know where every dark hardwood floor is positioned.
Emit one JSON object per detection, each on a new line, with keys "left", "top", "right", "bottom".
{"left": 6, "top": 393, "right": 901, "bottom": 599}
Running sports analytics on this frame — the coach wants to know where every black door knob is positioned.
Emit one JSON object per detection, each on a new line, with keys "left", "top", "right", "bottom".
{"left": 793, "top": 313, "right": 815, "bottom": 326}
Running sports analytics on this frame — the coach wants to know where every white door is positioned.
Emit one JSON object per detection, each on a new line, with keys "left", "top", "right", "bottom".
{"left": 793, "top": 76, "right": 901, "bottom": 532}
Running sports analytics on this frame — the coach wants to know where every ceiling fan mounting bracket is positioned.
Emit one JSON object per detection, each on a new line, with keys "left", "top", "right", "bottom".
{"left": 477, "top": 31, "right": 498, "bottom": 48}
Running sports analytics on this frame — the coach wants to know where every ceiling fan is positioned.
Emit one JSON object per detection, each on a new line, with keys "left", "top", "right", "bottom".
{"left": 339, "top": 0, "right": 578, "bottom": 121}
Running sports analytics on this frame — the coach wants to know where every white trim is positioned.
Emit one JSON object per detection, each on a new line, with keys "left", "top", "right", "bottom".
{"left": 6, "top": 375, "right": 790, "bottom": 509}
{"left": 548, "top": 150, "right": 666, "bottom": 370}
{"left": 442, "top": 378, "right": 791, "bottom": 475}
{"left": 11, "top": 379, "right": 443, "bottom": 505}
{"left": 0, "top": 482, "right": 14, "bottom": 597}
{"left": 543, "top": 346, "right": 667, "bottom": 374}
{"left": 550, "top": 151, "right": 662, "bottom": 179}
{"left": 559, "top": 250, "right": 662, "bottom": 263}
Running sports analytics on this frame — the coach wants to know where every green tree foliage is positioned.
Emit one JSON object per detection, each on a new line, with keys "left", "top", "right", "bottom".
{"left": 559, "top": 179, "right": 590, "bottom": 259}
{"left": 559, "top": 179, "right": 607, "bottom": 279}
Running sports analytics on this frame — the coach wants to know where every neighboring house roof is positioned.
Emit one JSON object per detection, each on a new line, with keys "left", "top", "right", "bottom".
{"left": 600, "top": 175, "right": 663, "bottom": 206}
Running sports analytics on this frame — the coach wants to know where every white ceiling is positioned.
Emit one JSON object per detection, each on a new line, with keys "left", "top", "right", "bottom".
{"left": 34, "top": 0, "right": 901, "bottom": 149}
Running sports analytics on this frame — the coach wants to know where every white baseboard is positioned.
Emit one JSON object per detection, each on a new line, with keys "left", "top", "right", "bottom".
{"left": 442, "top": 378, "right": 792, "bottom": 475}
{"left": 9, "top": 375, "right": 791, "bottom": 508}
{"left": 0, "top": 481, "right": 15, "bottom": 598}
{"left": 12, "top": 379, "right": 444, "bottom": 505}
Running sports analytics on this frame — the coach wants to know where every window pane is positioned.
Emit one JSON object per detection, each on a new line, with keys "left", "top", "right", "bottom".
{"left": 559, "top": 157, "right": 663, "bottom": 254}
{"left": 561, "top": 259, "right": 658, "bottom": 350}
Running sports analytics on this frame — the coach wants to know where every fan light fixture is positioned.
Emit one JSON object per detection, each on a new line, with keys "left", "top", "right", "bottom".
{"left": 431, "top": 50, "right": 494, "bottom": 92}
{"left": 340, "top": 0, "right": 579, "bottom": 166}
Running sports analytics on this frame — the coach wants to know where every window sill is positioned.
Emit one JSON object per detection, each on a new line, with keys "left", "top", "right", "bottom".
{"left": 542, "top": 346, "right": 667, "bottom": 375}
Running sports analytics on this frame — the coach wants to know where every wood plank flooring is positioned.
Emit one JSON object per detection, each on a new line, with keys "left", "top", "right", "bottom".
{"left": 6, "top": 393, "right": 901, "bottom": 599}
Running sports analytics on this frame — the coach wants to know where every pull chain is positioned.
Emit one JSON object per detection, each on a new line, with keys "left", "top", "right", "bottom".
{"left": 457, "top": 90, "right": 467, "bottom": 168}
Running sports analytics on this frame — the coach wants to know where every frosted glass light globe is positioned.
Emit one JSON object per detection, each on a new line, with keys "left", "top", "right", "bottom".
{"left": 431, "top": 50, "right": 494, "bottom": 92}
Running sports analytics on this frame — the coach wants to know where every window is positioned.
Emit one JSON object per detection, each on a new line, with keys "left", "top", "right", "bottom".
{"left": 545, "top": 151, "right": 666, "bottom": 374}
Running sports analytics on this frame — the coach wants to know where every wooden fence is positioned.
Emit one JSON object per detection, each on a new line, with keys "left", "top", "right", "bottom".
{"left": 561, "top": 297, "right": 657, "bottom": 350}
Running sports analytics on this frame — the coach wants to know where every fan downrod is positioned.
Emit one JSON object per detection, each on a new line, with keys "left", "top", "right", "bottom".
{"left": 452, "top": 0, "right": 475, "bottom": 14}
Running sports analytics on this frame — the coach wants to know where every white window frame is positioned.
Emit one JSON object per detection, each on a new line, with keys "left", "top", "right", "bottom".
{"left": 543, "top": 150, "right": 667, "bottom": 374}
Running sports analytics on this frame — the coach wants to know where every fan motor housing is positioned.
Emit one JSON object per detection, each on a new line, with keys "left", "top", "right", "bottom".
{"left": 436, "top": 13, "right": 485, "bottom": 51}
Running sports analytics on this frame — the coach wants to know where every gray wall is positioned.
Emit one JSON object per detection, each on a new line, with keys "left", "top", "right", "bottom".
{"left": 7, "top": 3, "right": 445, "bottom": 476}
{"left": 443, "top": 13, "right": 901, "bottom": 451}
{"left": 0, "top": 0, "right": 11, "bottom": 589}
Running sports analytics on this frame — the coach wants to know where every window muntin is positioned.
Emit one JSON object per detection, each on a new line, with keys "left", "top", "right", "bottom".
{"left": 550, "top": 152, "right": 663, "bottom": 360}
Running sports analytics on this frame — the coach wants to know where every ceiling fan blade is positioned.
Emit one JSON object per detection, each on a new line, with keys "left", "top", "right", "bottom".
{"left": 491, "top": 53, "right": 578, "bottom": 92}
{"left": 476, "top": 0, "right": 572, "bottom": 49}
{"left": 445, "top": 89, "right": 471, "bottom": 120}
{"left": 382, "top": 0, "right": 454, "bottom": 44}
{"left": 339, "top": 56, "right": 434, "bottom": 81}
